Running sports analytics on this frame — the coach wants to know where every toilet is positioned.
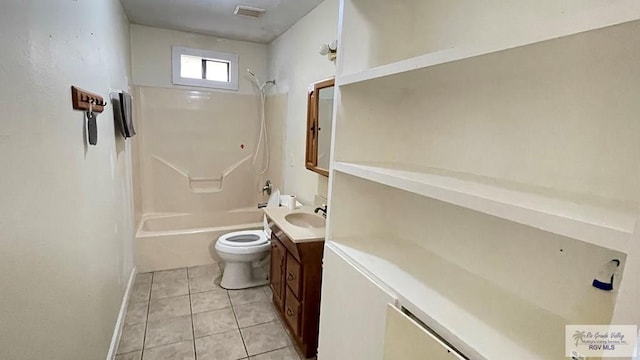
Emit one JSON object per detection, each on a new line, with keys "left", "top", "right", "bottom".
{"left": 215, "top": 228, "right": 270, "bottom": 290}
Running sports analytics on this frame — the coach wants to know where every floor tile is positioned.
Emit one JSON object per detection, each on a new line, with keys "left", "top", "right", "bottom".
{"left": 115, "top": 351, "right": 142, "bottom": 360}
{"left": 130, "top": 273, "right": 153, "bottom": 303}
{"left": 151, "top": 270, "right": 188, "bottom": 299}
{"left": 234, "top": 301, "right": 277, "bottom": 328}
{"left": 154, "top": 268, "right": 188, "bottom": 281}
{"left": 193, "top": 308, "right": 238, "bottom": 338}
{"left": 191, "top": 289, "right": 231, "bottom": 314}
{"left": 145, "top": 315, "right": 193, "bottom": 348}
{"left": 188, "top": 264, "right": 220, "bottom": 279}
{"left": 228, "top": 287, "right": 267, "bottom": 307}
{"left": 125, "top": 301, "right": 149, "bottom": 326}
{"left": 117, "top": 323, "right": 145, "bottom": 354}
{"left": 241, "top": 322, "right": 290, "bottom": 356}
{"left": 261, "top": 286, "right": 272, "bottom": 301}
{"left": 195, "top": 330, "right": 247, "bottom": 360}
{"left": 142, "top": 340, "right": 195, "bottom": 360}
{"left": 135, "top": 272, "right": 153, "bottom": 285}
{"left": 249, "top": 346, "right": 301, "bottom": 360}
{"left": 148, "top": 295, "right": 190, "bottom": 322}
{"left": 189, "top": 275, "right": 218, "bottom": 294}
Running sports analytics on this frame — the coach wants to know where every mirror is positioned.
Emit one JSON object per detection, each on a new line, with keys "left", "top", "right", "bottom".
{"left": 306, "top": 78, "right": 334, "bottom": 177}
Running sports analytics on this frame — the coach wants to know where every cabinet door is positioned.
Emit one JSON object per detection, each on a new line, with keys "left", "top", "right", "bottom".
{"left": 384, "top": 305, "right": 465, "bottom": 360}
{"left": 317, "top": 245, "right": 396, "bottom": 360}
{"left": 270, "top": 236, "right": 287, "bottom": 310}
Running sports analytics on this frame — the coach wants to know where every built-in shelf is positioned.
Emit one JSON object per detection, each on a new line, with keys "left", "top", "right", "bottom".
{"left": 338, "top": 9, "right": 640, "bottom": 86}
{"left": 332, "top": 161, "right": 635, "bottom": 253}
{"left": 328, "top": 239, "right": 572, "bottom": 360}
{"left": 324, "top": 2, "right": 640, "bottom": 357}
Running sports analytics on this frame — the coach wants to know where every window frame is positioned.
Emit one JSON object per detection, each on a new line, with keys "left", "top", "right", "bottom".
{"left": 171, "top": 46, "right": 239, "bottom": 91}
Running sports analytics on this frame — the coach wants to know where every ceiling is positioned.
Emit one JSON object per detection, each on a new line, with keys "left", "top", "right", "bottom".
{"left": 120, "top": 0, "right": 324, "bottom": 44}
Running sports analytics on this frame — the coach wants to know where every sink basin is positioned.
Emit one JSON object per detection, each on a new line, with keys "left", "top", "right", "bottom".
{"left": 284, "top": 212, "right": 325, "bottom": 229}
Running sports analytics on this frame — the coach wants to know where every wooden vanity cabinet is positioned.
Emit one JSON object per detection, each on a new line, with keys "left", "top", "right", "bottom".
{"left": 270, "top": 237, "right": 287, "bottom": 310}
{"left": 269, "top": 223, "right": 324, "bottom": 359}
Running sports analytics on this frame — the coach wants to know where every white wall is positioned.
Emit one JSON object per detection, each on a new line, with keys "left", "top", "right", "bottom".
{"left": 0, "top": 1, "right": 134, "bottom": 359}
{"left": 130, "top": 24, "right": 268, "bottom": 95}
{"left": 267, "top": 0, "right": 339, "bottom": 204}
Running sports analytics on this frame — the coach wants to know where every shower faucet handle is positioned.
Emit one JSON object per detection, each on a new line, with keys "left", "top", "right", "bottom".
{"left": 262, "top": 180, "right": 273, "bottom": 196}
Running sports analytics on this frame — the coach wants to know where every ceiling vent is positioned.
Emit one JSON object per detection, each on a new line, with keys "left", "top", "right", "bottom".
{"left": 234, "top": 5, "right": 266, "bottom": 18}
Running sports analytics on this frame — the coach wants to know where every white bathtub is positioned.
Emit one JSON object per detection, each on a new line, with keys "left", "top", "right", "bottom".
{"left": 135, "top": 208, "right": 263, "bottom": 272}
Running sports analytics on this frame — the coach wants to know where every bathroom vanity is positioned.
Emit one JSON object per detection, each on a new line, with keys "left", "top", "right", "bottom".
{"left": 263, "top": 207, "right": 325, "bottom": 359}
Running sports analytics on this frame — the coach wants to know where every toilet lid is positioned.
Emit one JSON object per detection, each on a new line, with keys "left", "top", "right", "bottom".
{"left": 218, "top": 230, "right": 268, "bottom": 247}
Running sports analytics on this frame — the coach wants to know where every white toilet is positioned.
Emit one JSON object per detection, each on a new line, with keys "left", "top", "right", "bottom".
{"left": 215, "top": 228, "right": 270, "bottom": 290}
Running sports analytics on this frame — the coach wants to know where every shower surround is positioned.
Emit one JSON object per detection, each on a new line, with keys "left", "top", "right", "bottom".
{"left": 132, "top": 86, "right": 269, "bottom": 271}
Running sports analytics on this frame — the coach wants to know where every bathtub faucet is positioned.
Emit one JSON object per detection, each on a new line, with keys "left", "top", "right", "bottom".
{"left": 262, "top": 180, "right": 273, "bottom": 196}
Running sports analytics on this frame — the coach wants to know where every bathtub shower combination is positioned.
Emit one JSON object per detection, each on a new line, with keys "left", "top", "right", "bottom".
{"left": 135, "top": 209, "right": 263, "bottom": 272}
{"left": 132, "top": 72, "right": 276, "bottom": 277}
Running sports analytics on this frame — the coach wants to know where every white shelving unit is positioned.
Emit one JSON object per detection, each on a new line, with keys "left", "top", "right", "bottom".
{"left": 338, "top": 0, "right": 640, "bottom": 78}
{"left": 318, "top": 1, "right": 640, "bottom": 359}
{"left": 333, "top": 161, "right": 635, "bottom": 253}
{"left": 337, "top": 4, "right": 640, "bottom": 86}
{"left": 328, "top": 240, "right": 567, "bottom": 360}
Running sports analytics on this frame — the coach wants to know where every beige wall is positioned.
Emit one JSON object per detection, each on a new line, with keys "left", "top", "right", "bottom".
{"left": 267, "top": 0, "right": 339, "bottom": 204}
{"left": 0, "top": 0, "right": 134, "bottom": 359}
{"left": 130, "top": 24, "right": 268, "bottom": 95}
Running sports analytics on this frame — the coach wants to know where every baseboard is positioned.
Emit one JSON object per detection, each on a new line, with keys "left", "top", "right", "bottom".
{"left": 106, "top": 267, "right": 137, "bottom": 360}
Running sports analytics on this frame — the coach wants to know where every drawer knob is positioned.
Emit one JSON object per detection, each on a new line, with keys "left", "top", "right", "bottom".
{"left": 287, "top": 273, "right": 295, "bottom": 281}
{"left": 287, "top": 307, "right": 294, "bottom": 316}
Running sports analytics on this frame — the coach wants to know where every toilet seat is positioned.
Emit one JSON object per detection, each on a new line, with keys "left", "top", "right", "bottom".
{"left": 215, "top": 230, "right": 270, "bottom": 255}
{"left": 218, "top": 230, "right": 268, "bottom": 247}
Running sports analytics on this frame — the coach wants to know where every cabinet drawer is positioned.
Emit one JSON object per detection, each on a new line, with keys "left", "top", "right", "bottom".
{"left": 284, "top": 287, "right": 302, "bottom": 337}
{"left": 286, "top": 253, "right": 302, "bottom": 298}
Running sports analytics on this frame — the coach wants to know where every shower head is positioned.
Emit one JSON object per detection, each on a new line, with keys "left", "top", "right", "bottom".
{"left": 247, "top": 69, "right": 275, "bottom": 91}
{"left": 247, "top": 68, "right": 261, "bottom": 88}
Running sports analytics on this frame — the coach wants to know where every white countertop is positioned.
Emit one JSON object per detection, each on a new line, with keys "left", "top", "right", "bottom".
{"left": 263, "top": 206, "right": 326, "bottom": 243}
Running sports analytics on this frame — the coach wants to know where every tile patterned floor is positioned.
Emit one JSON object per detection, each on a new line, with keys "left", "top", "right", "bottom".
{"left": 116, "top": 265, "right": 305, "bottom": 360}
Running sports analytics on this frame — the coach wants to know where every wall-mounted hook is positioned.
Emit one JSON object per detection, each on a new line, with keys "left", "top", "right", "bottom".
{"left": 71, "top": 86, "right": 106, "bottom": 113}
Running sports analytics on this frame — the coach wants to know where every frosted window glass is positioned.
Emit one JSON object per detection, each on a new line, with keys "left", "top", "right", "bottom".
{"left": 172, "top": 46, "right": 238, "bottom": 90}
{"left": 205, "top": 60, "right": 230, "bottom": 82}
{"left": 180, "top": 55, "right": 202, "bottom": 79}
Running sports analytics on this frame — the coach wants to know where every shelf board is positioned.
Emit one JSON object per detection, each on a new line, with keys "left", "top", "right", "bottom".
{"left": 337, "top": 16, "right": 640, "bottom": 87}
{"left": 333, "top": 162, "right": 634, "bottom": 253}
{"left": 328, "top": 239, "right": 570, "bottom": 360}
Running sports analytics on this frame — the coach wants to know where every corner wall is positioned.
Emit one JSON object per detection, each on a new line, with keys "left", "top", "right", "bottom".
{"left": 267, "top": 0, "right": 340, "bottom": 204}
{"left": 0, "top": 0, "right": 134, "bottom": 359}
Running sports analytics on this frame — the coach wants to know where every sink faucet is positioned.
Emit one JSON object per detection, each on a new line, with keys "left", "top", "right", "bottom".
{"left": 257, "top": 202, "right": 268, "bottom": 209}
{"left": 314, "top": 204, "right": 327, "bottom": 218}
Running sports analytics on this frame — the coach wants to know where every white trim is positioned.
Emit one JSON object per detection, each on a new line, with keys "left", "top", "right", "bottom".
{"left": 172, "top": 46, "right": 239, "bottom": 91}
{"left": 106, "top": 267, "right": 137, "bottom": 360}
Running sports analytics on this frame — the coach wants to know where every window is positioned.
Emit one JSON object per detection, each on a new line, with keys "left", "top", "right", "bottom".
{"left": 172, "top": 46, "right": 238, "bottom": 90}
